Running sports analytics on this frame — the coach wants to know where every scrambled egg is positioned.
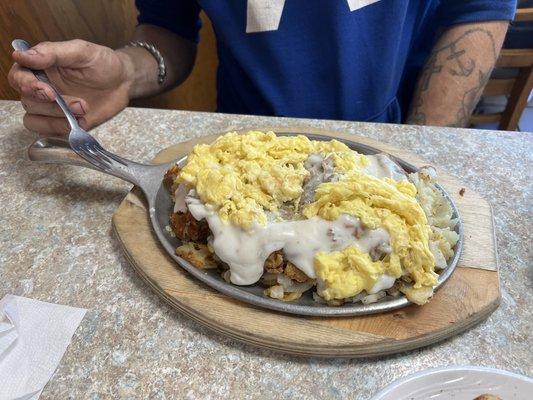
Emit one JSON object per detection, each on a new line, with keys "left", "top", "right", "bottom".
{"left": 178, "top": 131, "right": 439, "bottom": 301}
{"left": 305, "top": 172, "right": 437, "bottom": 300}
{"left": 178, "top": 131, "right": 366, "bottom": 227}
{"left": 314, "top": 246, "right": 384, "bottom": 300}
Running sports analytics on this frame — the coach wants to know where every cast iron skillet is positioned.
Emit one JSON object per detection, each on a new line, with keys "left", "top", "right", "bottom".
{"left": 28, "top": 132, "right": 464, "bottom": 316}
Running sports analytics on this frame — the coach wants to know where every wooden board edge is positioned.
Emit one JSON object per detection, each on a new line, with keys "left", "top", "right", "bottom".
{"left": 110, "top": 131, "right": 501, "bottom": 357}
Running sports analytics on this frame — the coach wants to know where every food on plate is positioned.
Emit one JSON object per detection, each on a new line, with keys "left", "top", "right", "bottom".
{"left": 473, "top": 395, "right": 502, "bottom": 400}
{"left": 165, "top": 131, "right": 459, "bottom": 306}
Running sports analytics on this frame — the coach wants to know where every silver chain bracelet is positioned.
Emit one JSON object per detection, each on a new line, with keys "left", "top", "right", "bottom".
{"left": 127, "top": 41, "right": 166, "bottom": 84}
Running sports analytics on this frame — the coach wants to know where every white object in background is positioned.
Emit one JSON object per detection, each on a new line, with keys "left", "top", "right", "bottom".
{"left": 0, "top": 295, "right": 86, "bottom": 400}
{"left": 347, "top": 0, "right": 382, "bottom": 12}
{"left": 246, "top": 0, "right": 383, "bottom": 33}
{"left": 370, "top": 365, "right": 533, "bottom": 400}
{"left": 246, "top": 0, "right": 286, "bottom": 33}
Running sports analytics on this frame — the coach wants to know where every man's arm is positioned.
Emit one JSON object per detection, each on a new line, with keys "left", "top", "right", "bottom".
{"left": 406, "top": 21, "right": 509, "bottom": 127}
{"left": 118, "top": 24, "right": 197, "bottom": 99}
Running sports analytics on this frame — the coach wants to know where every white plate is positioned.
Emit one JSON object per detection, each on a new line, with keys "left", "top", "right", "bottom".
{"left": 370, "top": 366, "right": 533, "bottom": 400}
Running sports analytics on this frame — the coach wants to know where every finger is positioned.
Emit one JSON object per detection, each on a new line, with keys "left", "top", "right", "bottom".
{"left": 23, "top": 113, "right": 88, "bottom": 136}
{"left": 8, "top": 63, "right": 56, "bottom": 101}
{"left": 12, "top": 39, "right": 95, "bottom": 70}
{"left": 21, "top": 95, "right": 88, "bottom": 117}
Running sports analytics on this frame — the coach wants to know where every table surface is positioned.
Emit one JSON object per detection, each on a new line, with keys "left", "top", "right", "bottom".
{"left": 1, "top": 99, "right": 531, "bottom": 399}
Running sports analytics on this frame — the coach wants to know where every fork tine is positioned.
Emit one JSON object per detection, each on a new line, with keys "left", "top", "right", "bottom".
{"left": 69, "top": 128, "right": 132, "bottom": 173}
{"left": 87, "top": 141, "right": 130, "bottom": 167}
{"left": 77, "top": 147, "right": 111, "bottom": 170}
{"left": 83, "top": 153, "right": 109, "bottom": 170}
{"left": 97, "top": 147, "right": 128, "bottom": 166}
{"left": 86, "top": 144, "right": 113, "bottom": 165}
{"left": 90, "top": 143, "right": 128, "bottom": 166}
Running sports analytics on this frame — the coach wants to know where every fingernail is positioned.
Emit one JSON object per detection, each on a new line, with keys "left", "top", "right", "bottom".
{"left": 24, "top": 49, "right": 38, "bottom": 55}
{"left": 70, "top": 101, "right": 85, "bottom": 115}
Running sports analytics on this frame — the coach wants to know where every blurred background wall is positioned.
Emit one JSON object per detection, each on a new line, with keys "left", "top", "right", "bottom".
{"left": 0, "top": 0, "right": 218, "bottom": 111}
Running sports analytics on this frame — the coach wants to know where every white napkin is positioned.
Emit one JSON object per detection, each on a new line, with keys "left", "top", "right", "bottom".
{"left": 0, "top": 295, "right": 86, "bottom": 400}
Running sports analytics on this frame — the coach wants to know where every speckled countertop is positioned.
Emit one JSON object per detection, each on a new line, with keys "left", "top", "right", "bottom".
{"left": 0, "top": 99, "right": 531, "bottom": 399}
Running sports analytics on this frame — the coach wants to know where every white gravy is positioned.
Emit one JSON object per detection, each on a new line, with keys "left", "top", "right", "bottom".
{"left": 173, "top": 184, "right": 189, "bottom": 213}
{"left": 185, "top": 194, "right": 391, "bottom": 286}
{"left": 174, "top": 153, "right": 405, "bottom": 291}
{"left": 364, "top": 154, "right": 407, "bottom": 181}
{"left": 368, "top": 274, "right": 396, "bottom": 294}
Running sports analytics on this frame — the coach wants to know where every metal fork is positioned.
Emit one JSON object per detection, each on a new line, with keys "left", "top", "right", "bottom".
{"left": 11, "top": 39, "right": 169, "bottom": 198}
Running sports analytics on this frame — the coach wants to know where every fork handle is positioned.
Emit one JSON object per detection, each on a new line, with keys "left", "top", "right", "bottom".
{"left": 12, "top": 39, "right": 79, "bottom": 130}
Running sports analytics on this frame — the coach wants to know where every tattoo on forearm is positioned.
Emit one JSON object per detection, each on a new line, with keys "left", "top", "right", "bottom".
{"left": 407, "top": 28, "right": 498, "bottom": 127}
{"left": 447, "top": 46, "right": 475, "bottom": 77}
{"left": 450, "top": 69, "right": 491, "bottom": 127}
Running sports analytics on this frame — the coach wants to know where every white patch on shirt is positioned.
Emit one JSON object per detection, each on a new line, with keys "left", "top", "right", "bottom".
{"left": 246, "top": 0, "right": 286, "bottom": 33}
{"left": 346, "top": 0, "right": 382, "bottom": 12}
{"left": 246, "top": 0, "right": 383, "bottom": 33}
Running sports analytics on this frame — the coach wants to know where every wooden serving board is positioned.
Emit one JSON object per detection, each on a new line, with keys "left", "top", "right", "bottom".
{"left": 112, "top": 128, "right": 500, "bottom": 357}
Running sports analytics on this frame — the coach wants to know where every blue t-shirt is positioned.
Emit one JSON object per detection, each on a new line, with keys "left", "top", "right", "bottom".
{"left": 136, "top": 0, "right": 516, "bottom": 123}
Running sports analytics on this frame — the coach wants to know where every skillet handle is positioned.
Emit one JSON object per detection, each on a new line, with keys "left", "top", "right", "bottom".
{"left": 27, "top": 137, "right": 172, "bottom": 202}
